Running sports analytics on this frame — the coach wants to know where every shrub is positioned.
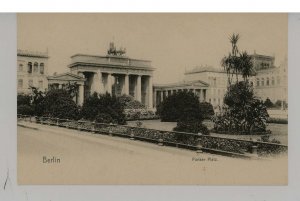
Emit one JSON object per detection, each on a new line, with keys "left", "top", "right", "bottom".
{"left": 136, "top": 121, "right": 143, "bottom": 127}
{"left": 257, "top": 135, "right": 281, "bottom": 144}
{"left": 267, "top": 117, "right": 288, "bottom": 124}
{"left": 271, "top": 139, "right": 281, "bottom": 144}
{"left": 81, "top": 92, "right": 126, "bottom": 125}
{"left": 274, "top": 100, "right": 288, "bottom": 109}
{"left": 124, "top": 109, "right": 158, "bottom": 120}
{"left": 17, "top": 105, "right": 34, "bottom": 115}
{"left": 158, "top": 91, "right": 203, "bottom": 122}
{"left": 199, "top": 102, "right": 214, "bottom": 119}
{"left": 117, "top": 94, "right": 145, "bottom": 109}
{"left": 95, "top": 113, "right": 114, "bottom": 124}
{"left": 264, "top": 98, "right": 274, "bottom": 108}
{"left": 35, "top": 89, "right": 80, "bottom": 119}
{"left": 17, "top": 94, "right": 31, "bottom": 106}
{"left": 173, "top": 117, "right": 209, "bottom": 144}
{"left": 174, "top": 119, "right": 209, "bottom": 135}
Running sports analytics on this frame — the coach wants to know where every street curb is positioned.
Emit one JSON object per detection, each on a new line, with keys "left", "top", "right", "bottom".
{"left": 17, "top": 123, "right": 39, "bottom": 130}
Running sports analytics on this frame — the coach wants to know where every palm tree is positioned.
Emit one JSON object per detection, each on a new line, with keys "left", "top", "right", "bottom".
{"left": 29, "top": 86, "right": 45, "bottom": 105}
{"left": 238, "top": 51, "right": 254, "bottom": 81}
{"left": 222, "top": 33, "right": 254, "bottom": 84}
{"left": 229, "top": 33, "right": 239, "bottom": 56}
{"left": 222, "top": 33, "right": 240, "bottom": 84}
{"left": 65, "top": 81, "right": 79, "bottom": 99}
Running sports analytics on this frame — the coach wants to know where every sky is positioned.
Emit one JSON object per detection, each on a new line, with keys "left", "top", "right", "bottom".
{"left": 18, "top": 13, "right": 287, "bottom": 84}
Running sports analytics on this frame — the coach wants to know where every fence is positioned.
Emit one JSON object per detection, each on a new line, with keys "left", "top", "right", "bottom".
{"left": 17, "top": 114, "right": 288, "bottom": 158}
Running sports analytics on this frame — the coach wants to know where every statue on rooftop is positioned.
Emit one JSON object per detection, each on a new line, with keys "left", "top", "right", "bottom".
{"left": 107, "top": 42, "right": 126, "bottom": 56}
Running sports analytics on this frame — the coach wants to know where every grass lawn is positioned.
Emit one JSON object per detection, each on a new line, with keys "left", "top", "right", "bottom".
{"left": 127, "top": 119, "right": 288, "bottom": 145}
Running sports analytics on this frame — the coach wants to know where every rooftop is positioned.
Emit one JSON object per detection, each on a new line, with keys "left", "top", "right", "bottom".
{"left": 154, "top": 80, "right": 209, "bottom": 88}
{"left": 47, "top": 72, "right": 86, "bottom": 81}
{"left": 184, "top": 65, "right": 225, "bottom": 75}
{"left": 17, "top": 49, "right": 49, "bottom": 58}
{"left": 251, "top": 53, "right": 275, "bottom": 60}
{"left": 69, "top": 54, "right": 154, "bottom": 70}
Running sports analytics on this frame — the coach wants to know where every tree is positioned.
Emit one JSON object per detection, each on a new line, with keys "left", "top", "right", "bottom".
{"left": 17, "top": 94, "right": 31, "bottom": 106}
{"left": 158, "top": 91, "right": 203, "bottom": 122}
{"left": 65, "top": 81, "right": 79, "bottom": 99}
{"left": 199, "top": 102, "right": 215, "bottom": 119}
{"left": 35, "top": 89, "right": 80, "bottom": 119}
{"left": 17, "top": 94, "right": 34, "bottom": 115}
{"left": 81, "top": 92, "right": 126, "bottom": 124}
{"left": 221, "top": 34, "right": 254, "bottom": 85}
{"left": 239, "top": 51, "right": 254, "bottom": 81}
{"left": 213, "top": 33, "right": 269, "bottom": 134}
{"left": 30, "top": 86, "right": 45, "bottom": 106}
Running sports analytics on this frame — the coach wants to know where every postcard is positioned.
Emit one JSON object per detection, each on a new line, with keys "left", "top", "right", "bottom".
{"left": 17, "top": 13, "right": 288, "bottom": 185}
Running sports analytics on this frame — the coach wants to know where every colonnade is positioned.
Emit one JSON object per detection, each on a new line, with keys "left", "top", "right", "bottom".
{"left": 77, "top": 71, "right": 153, "bottom": 109}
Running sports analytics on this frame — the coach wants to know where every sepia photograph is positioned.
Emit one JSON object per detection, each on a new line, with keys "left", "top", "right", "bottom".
{"left": 16, "top": 13, "right": 288, "bottom": 185}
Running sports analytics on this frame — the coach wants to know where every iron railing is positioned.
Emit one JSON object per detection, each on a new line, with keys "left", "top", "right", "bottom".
{"left": 17, "top": 114, "right": 288, "bottom": 158}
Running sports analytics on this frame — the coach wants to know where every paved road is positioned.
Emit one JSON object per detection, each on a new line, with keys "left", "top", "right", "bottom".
{"left": 17, "top": 123, "right": 287, "bottom": 185}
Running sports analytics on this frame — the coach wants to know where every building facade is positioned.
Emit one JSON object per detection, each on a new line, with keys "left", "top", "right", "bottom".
{"left": 252, "top": 54, "right": 287, "bottom": 103}
{"left": 17, "top": 49, "right": 49, "bottom": 94}
{"left": 47, "top": 72, "right": 86, "bottom": 105}
{"left": 154, "top": 53, "right": 288, "bottom": 109}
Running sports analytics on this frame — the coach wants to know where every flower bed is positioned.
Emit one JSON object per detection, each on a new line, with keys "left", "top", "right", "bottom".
{"left": 124, "top": 109, "right": 159, "bottom": 120}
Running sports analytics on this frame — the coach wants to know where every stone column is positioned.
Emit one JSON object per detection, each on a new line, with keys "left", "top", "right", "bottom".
{"left": 148, "top": 76, "right": 153, "bottom": 109}
{"left": 199, "top": 89, "right": 203, "bottom": 102}
{"left": 160, "top": 90, "right": 163, "bottom": 103}
{"left": 153, "top": 89, "right": 156, "bottom": 109}
{"left": 124, "top": 74, "right": 129, "bottom": 95}
{"left": 98, "top": 70, "right": 104, "bottom": 94}
{"left": 92, "top": 71, "right": 102, "bottom": 94}
{"left": 136, "top": 75, "right": 141, "bottom": 101}
{"left": 107, "top": 73, "right": 112, "bottom": 94}
{"left": 78, "top": 84, "right": 84, "bottom": 106}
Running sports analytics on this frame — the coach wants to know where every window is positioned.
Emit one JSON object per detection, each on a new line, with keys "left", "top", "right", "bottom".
{"left": 33, "top": 62, "right": 39, "bottom": 73}
{"left": 256, "top": 78, "right": 260, "bottom": 86}
{"left": 18, "top": 79, "right": 23, "bottom": 88}
{"left": 272, "top": 77, "right": 275, "bottom": 85}
{"left": 261, "top": 78, "right": 265, "bottom": 86}
{"left": 28, "top": 79, "right": 33, "bottom": 87}
{"left": 38, "top": 80, "right": 43, "bottom": 89}
{"left": 40, "top": 63, "right": 44, "bottom": 74}
{"left": 266, "top": 77, "right": 269, "bottom": 86}
{"left": 18, "top": 64, "right": 23, "bottom": 72}
{"left": 277, "top": 76, "right": 281, "bottom": 85}
{"left": 27, "top": 62, "right": 32, "bottom": 73}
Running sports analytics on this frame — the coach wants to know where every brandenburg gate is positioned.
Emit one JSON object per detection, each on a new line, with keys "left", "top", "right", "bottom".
{"left": 68, "top": 43, "right": 155, "bottom": 109}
